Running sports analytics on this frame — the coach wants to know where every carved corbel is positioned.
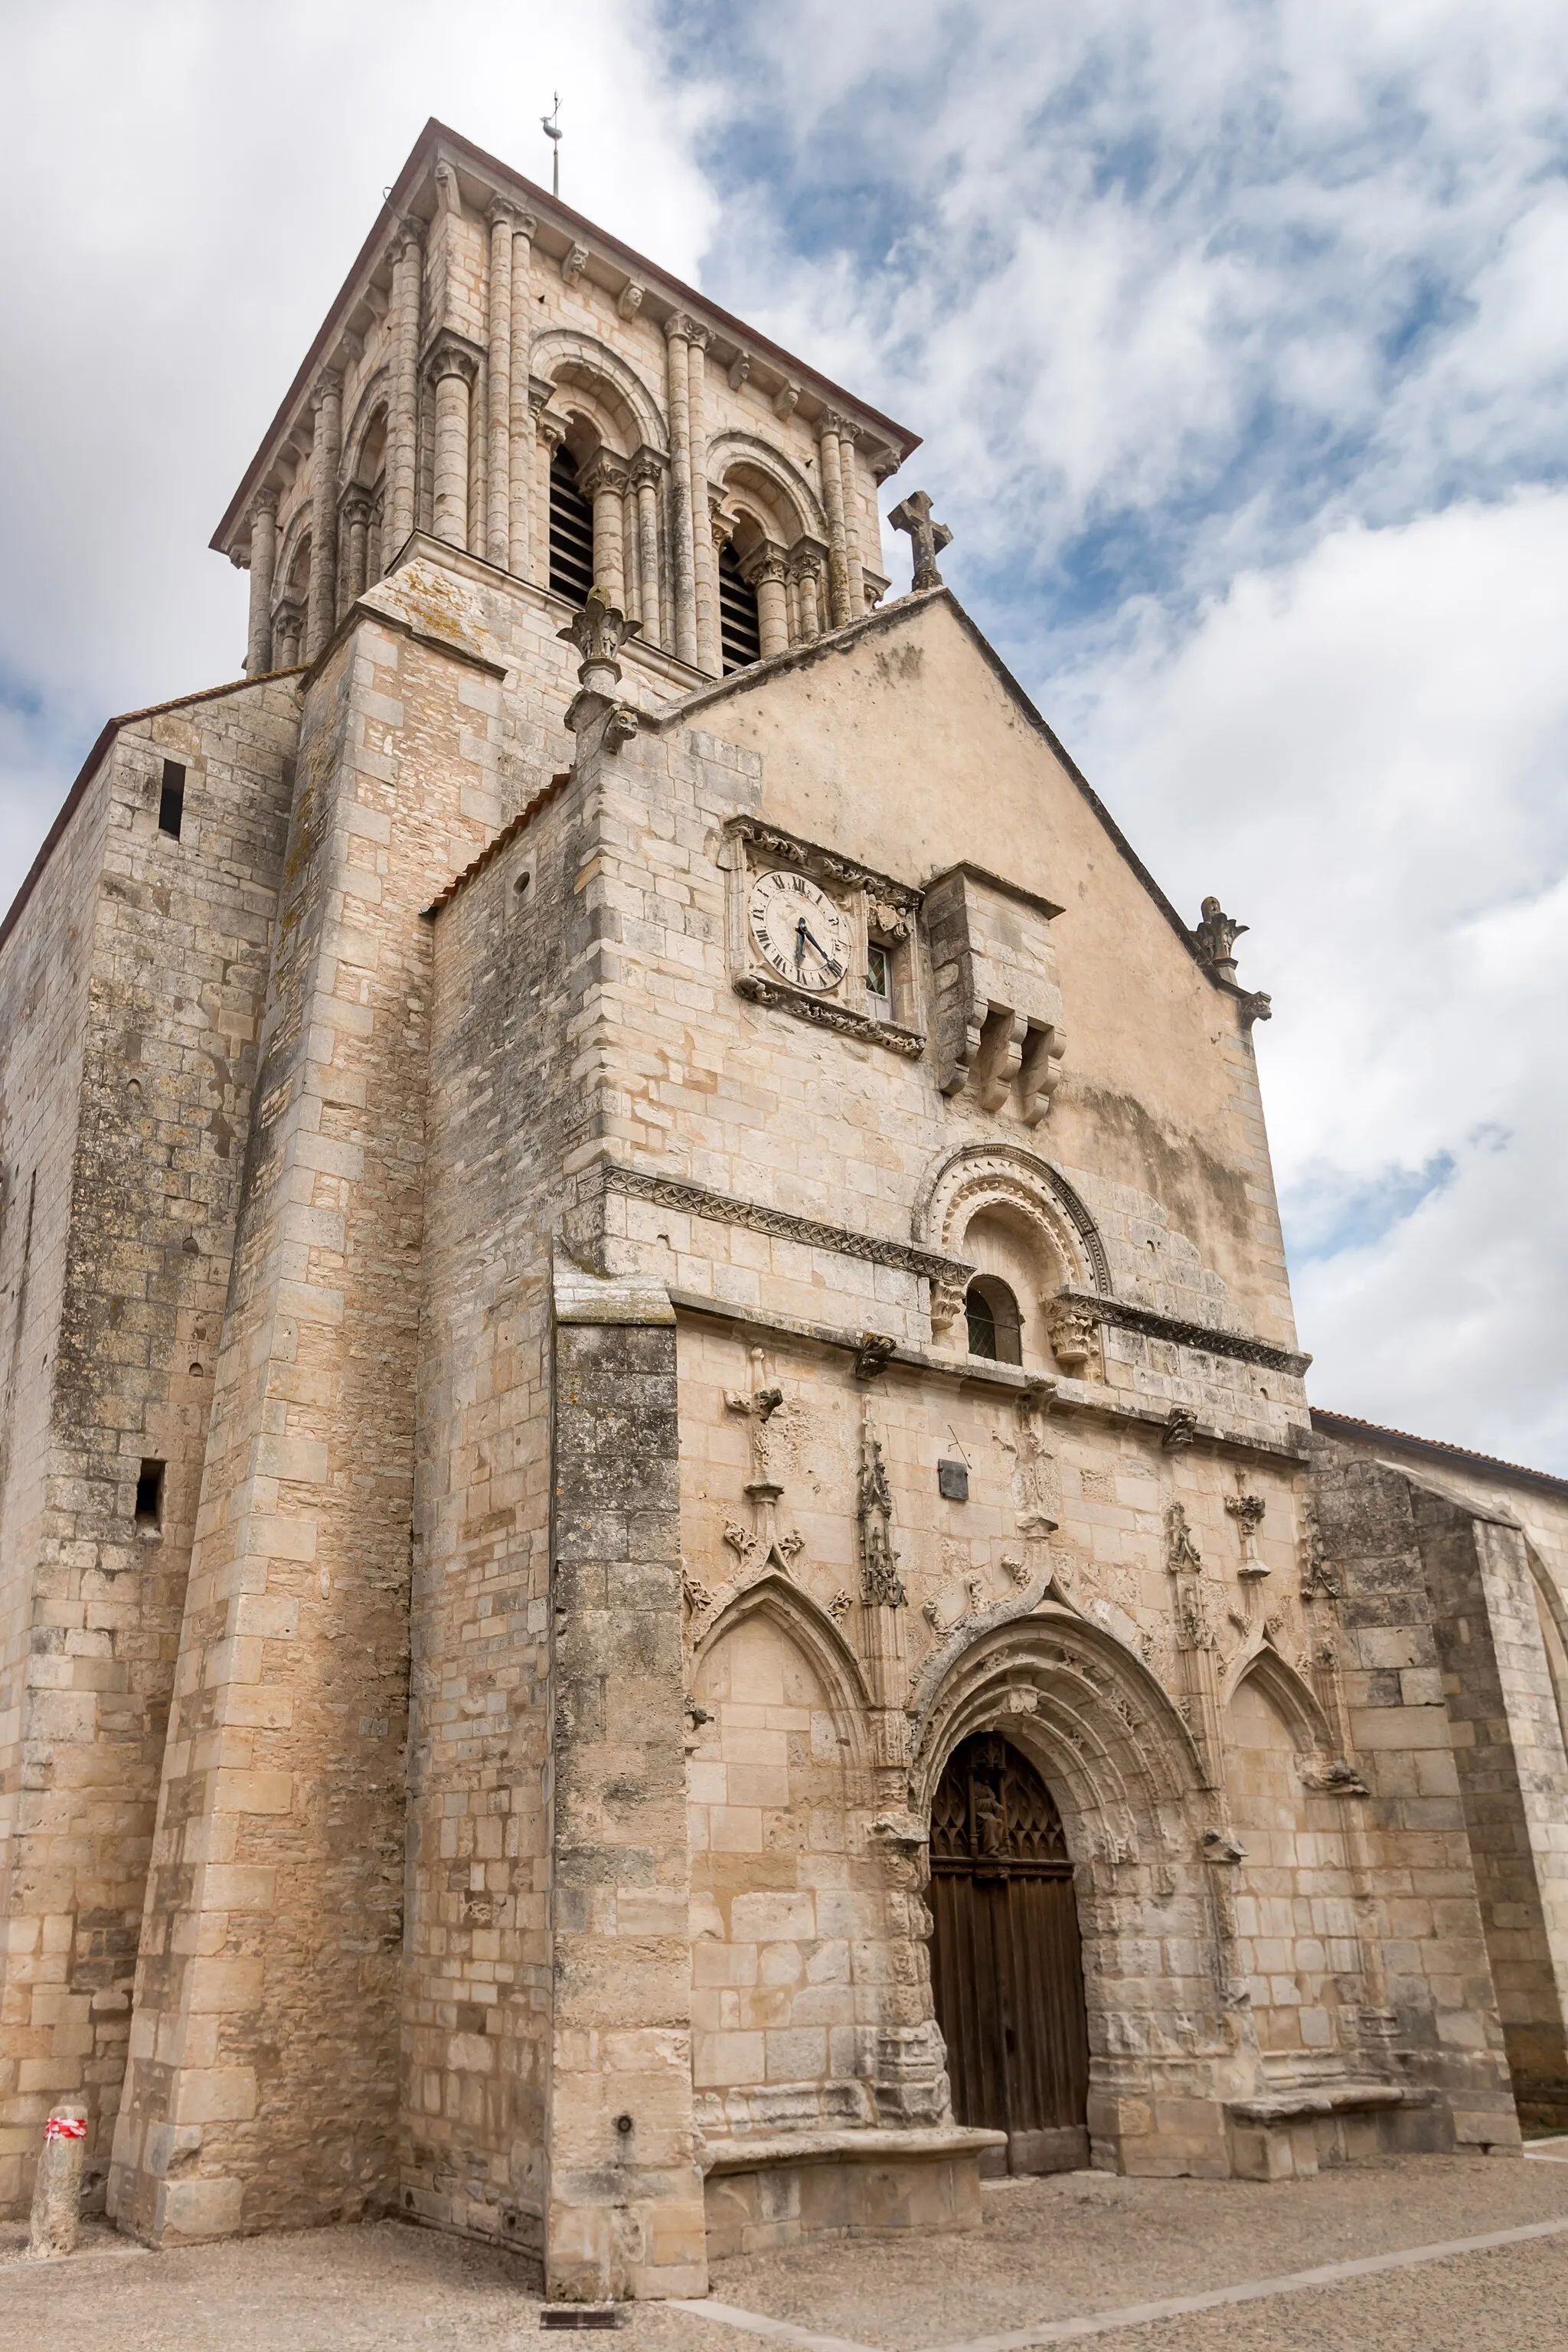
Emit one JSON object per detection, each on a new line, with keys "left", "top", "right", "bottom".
{"left": 853, "top": 1332, "right": 897, "bottom": 1380}
{"left": 1297, "top": 1757, "right": 1369, "bottom": 1796}
{"left": 1018, "top": 1024, "right": 1067, "bottom": 1125}
{"left": 561, "top": 241, "right": 590, "bottom": 287}
{"left": 617, "top": 282, "right": 644, "bottom": 319}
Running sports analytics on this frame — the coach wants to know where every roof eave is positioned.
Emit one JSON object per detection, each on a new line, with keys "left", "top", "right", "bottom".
{"left": 211, "top": 117, "right": 923, "bottom": 559}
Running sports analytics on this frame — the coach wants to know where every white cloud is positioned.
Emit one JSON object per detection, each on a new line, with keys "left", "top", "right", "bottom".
{"left": 0, "top": 0, "right": 715, "bottom": 905}
{"left": 5, "top": 2, "right": 1568, "bottom": 1465}
{"left": 1067, "top": 494, "right": 1568, "bottom": 1460}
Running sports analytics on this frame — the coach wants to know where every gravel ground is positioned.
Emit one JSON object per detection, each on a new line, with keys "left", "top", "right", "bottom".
{"left": 2, "top": 2151, "right": 1566, "bottom": 2352}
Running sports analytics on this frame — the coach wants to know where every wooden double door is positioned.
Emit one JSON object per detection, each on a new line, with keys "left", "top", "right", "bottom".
{"left": 929, "top": 1733, "right": 1091, "bottom": 2174}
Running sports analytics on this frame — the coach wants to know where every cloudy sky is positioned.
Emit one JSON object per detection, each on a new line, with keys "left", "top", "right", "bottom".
{"left": 4, "top": 2, "right": 1566, "bottom": 1468}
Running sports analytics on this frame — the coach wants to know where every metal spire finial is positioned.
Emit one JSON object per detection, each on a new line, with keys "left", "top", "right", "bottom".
{"left": 541, "top": 92, "right": 563, "bottom": 198}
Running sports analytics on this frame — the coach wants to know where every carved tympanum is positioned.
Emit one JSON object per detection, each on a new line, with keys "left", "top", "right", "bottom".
{"left": 930, "top": 1733, "right": 1070, "bottom": 1873}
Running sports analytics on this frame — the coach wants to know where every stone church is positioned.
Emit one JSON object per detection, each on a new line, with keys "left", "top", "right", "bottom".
{"left": 3, "top": 118, "right": 1568, "bottom": 2305}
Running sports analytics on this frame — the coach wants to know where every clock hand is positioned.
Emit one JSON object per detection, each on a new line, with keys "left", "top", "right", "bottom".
{"left": 799, "top": 923, "right": 841, "bottom": 972}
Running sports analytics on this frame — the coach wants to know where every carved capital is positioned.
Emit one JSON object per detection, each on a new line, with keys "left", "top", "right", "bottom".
{"left": 1043, "top": 1291, "right": 1099, "bottom": 1371}
{"left": 341, "top": 485, "right": 374, "bottom": 525}
{"left": 742, "top": 543, "right": 789, "bottom": 589}
{"left": 424, "top": 335, "right": 479, "bottom": 387}
{"left": 248, "top": 486, "right": 279, "bottom": 524}
{"left": 665, "top": 310, "right": 710, "bottom": 351}
{"left": 628, "top": 447, "right": 665, "bottom": 489}
{"left": 390, "top": 214, "right": 426, "bottom": 265}
{"left": 578, "top": 449, "right": 630, "bottom": 499}
{"left": 310, "top": 368, "right": 343, "bottom": 414}
{"left": 535, "top": 407, "right": 568, "bottom": 452}
{"left": 487, "top": 197, "right": 535, "bottom": 235}
{"left": 929, "top": 1275, "right": 967, "bottom": 1336}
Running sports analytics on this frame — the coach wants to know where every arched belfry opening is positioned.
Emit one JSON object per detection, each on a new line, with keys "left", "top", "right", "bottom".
{"left": 717, "top": 538, "right": 762, "bottom": 671}
{"left": 548, "top": 445, "right": 595, "bottom": 605}
{"left": 929, "top": 1730, "right": 1090, "bottom": 2174}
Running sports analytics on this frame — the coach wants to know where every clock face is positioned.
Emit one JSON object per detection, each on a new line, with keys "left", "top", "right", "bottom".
{"left": 747, "top": 868, "right": 852, "bottom": 994}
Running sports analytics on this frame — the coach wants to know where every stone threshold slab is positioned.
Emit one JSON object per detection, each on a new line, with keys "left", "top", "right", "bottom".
{"left": 700, "top": 2125, "right": 1004, "bottom": 2177}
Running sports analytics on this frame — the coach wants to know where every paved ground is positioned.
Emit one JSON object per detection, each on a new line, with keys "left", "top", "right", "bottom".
{"left": 5, "top": 2147, "right": 1568, "bottom": 2352}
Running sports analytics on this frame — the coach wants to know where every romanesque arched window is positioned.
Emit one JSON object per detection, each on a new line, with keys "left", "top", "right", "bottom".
{"left": 965, "top": 1276, "right": 1022, "bottom": 1364}
{"left": 718, "top": 539, "right": 762, "bottom": 672}
{"left": 549, "top": 446, "right": 595, "bottom": 605}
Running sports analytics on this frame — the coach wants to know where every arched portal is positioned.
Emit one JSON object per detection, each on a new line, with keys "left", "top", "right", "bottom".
{"left": 929, "top": 1730, "right": 1090, "bottom": 2173}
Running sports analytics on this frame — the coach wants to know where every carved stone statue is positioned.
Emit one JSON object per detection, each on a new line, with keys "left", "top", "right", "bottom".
{"left": 1193, "top": 896, "right": 1247, "bottom": 976}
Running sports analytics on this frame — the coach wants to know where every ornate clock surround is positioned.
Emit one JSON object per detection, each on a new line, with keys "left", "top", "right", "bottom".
{"left": 722, "top": 816, "right": 927, "bottom": 1056}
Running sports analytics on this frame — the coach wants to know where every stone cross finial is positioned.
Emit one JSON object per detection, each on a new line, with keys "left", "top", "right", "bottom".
{"left": 889, "top": 492, "right": 952, "bottom": 590}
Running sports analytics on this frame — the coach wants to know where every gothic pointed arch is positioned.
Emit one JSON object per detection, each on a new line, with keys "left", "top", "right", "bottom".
{"left": 1228, "top": 1640, "right": 1335, "bottom": 1760}
{"left": 911, "top": 1611, "right": 1206, "bottom": 1869}
{"left": 693, "top": 1570, "right": 874, "bottom": 1757}
{"left": 528, "top": 328, "right": 667, "bottom": 457}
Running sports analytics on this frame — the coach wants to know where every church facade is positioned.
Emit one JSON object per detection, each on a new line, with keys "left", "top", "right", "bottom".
{"left": 3, "top": 119, "right": 1568, "bottom": 2304}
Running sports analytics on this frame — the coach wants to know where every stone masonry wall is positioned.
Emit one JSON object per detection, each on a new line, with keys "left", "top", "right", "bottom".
{"left": 107, "top": 612, "right": 504, "bottom": 2243}
{"left": 0, "top": 751, "right": 111, "bottom": 2213}
{"left": 403, "top": 760, "right": 583, "bottom": 2255}
{"left": 0, "top": 679, "right": 299, "bottom": 2218}
{"left": 549, "top": 1263, "right": 707, "bottom": 2302}
{"left": 1308, "top": 1447, "right": 1520, "bottom": 2146}
{"left": 1406, "top": 1481, "right": 1568, "bottom": 2122}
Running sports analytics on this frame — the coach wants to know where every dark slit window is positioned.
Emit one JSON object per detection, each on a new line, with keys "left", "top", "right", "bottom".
{"left": 134, "top": 1459, "right": 165, "bottom": 1530}
{"left": 158, "top": 761, "right": 186, "bottom": 839}
{"left": 718, "top": 541, "right": 761, "bottom": 673}
{"left": 548, "top": 448, "right": 595, "bottom": 606}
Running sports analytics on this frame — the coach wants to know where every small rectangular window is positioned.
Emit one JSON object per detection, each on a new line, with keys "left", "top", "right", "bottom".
{"left": 134, "top": 1459, "right": 165, "bottom": 1530}
{"left": 158, "top": 761, "right": 185, "bottom": 838}
{"left": 866, "top": 942, "right": 893, "bottom": 1021}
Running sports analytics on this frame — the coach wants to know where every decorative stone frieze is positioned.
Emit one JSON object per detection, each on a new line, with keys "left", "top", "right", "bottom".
{"left": 599, "top": 1160, "right": 971, "bottom": 1288}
